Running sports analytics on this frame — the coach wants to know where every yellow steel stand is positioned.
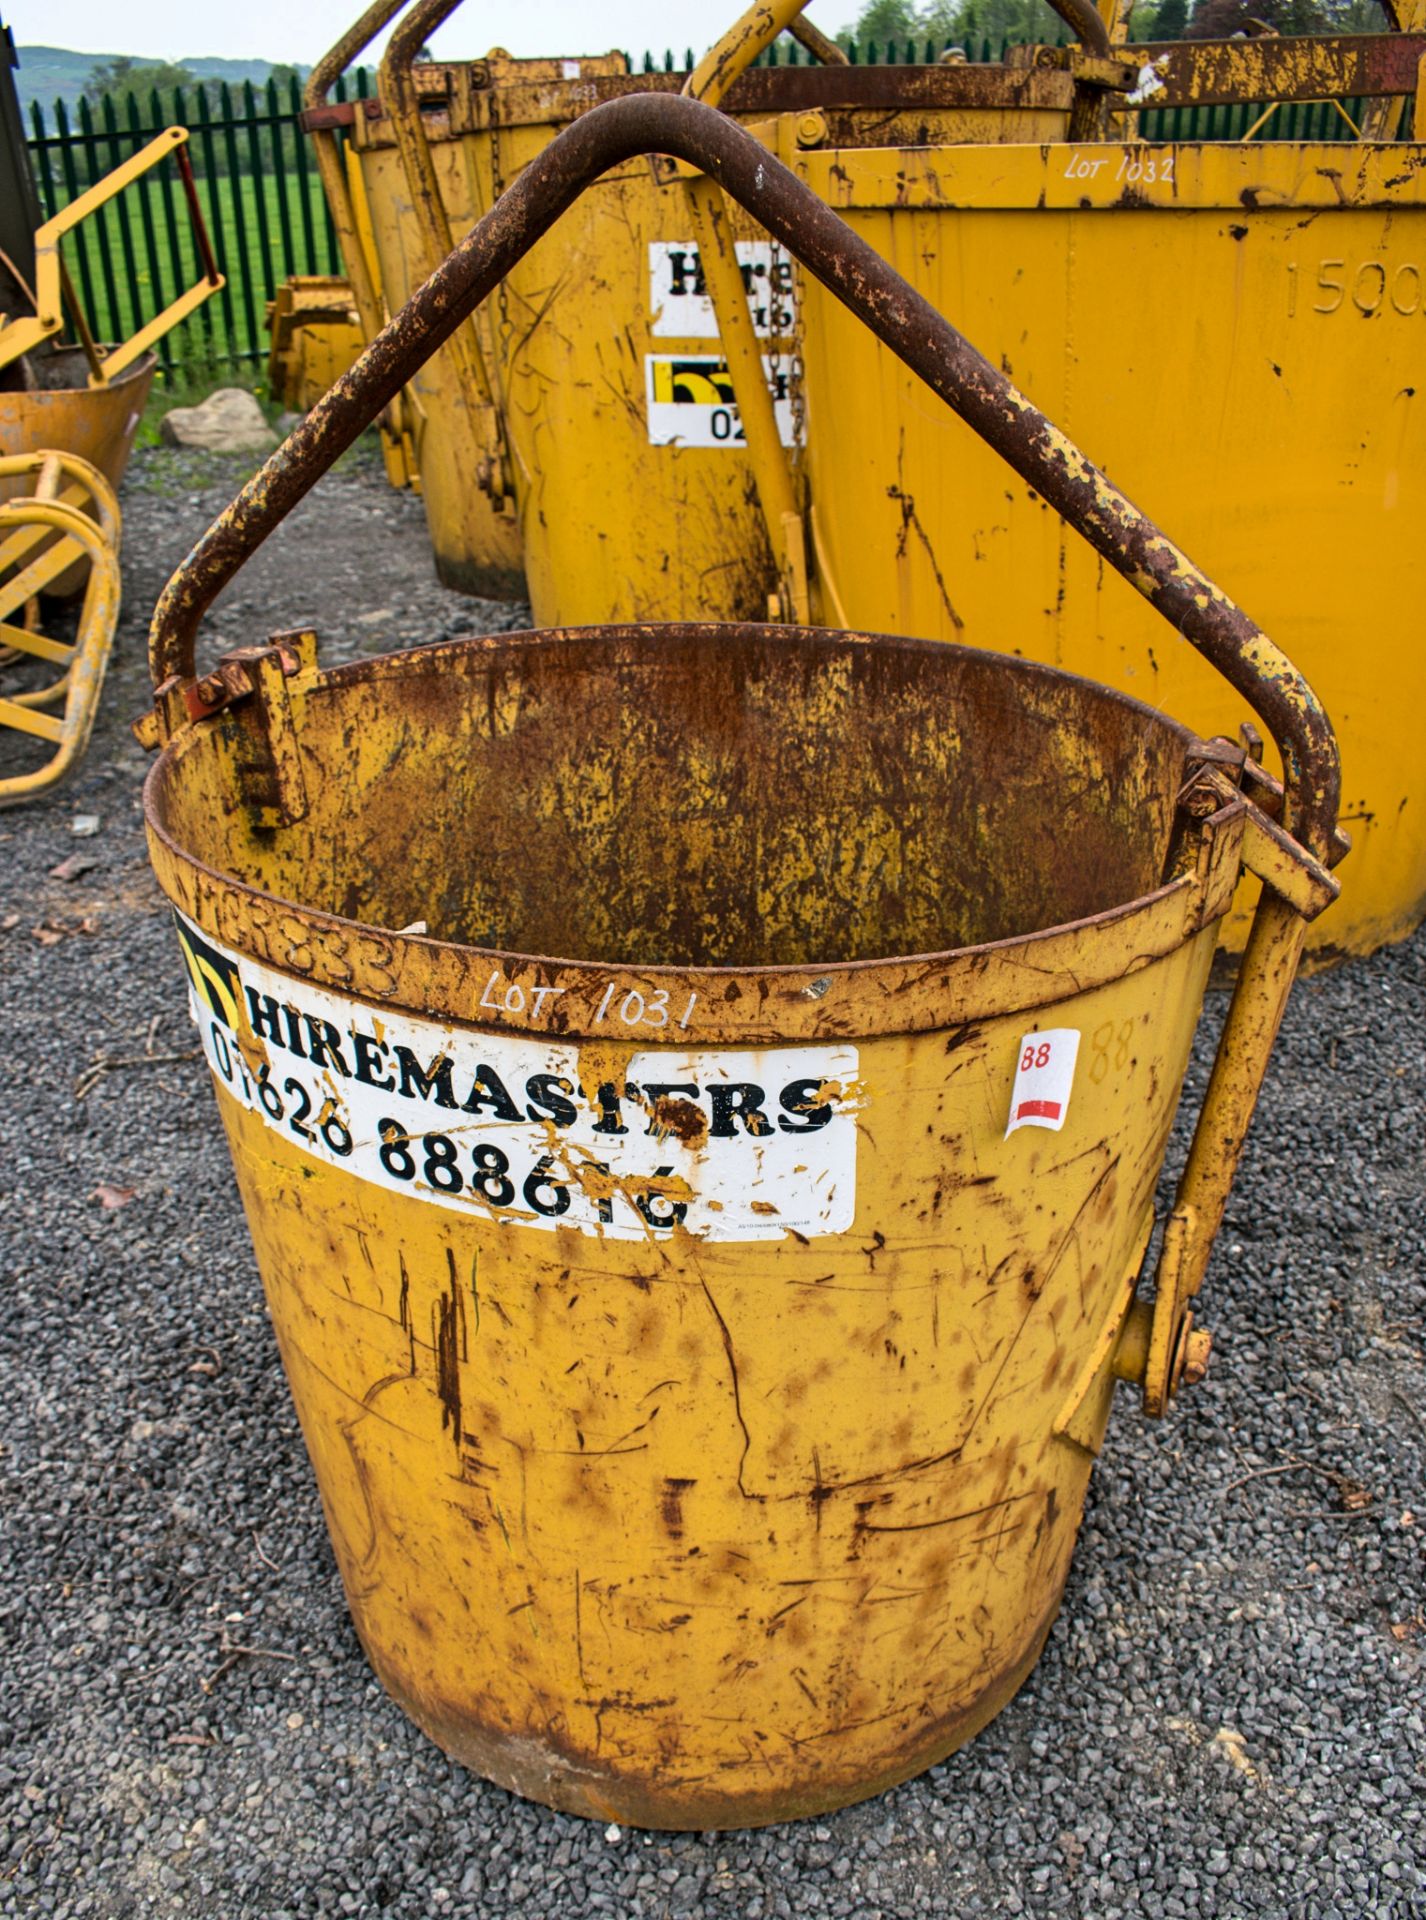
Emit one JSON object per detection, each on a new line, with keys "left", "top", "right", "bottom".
{"left": 0, "top": 450, "right": 121, "bottom": 805}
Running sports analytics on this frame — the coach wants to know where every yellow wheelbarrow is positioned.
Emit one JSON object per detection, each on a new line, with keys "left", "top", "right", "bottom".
{"left": 137, "top": 96, "right": 1342, "bottom": 1829}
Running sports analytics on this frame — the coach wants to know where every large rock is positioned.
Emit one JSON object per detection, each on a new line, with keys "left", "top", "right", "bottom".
{"left": 160, "top": 387, "right": 279, "bottom": 454}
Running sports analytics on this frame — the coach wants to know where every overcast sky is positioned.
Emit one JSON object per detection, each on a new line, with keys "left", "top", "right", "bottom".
{"left": 4, "top": 1, "right": 846, "bottom": 66}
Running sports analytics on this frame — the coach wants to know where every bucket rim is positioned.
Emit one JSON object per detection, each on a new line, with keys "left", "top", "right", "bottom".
{"left": 278, "top": 614, "right": 1205, "bottom": 736}
{"left": 333, "top": 61, "right": 1082, "bottom": 146}
{"left": 144, "top": 621, "right": 1228, "bottom": 1045}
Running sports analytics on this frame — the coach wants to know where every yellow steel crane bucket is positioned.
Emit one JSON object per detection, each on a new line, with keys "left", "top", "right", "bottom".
{"left": 326, "top": 0, "right": 1120, "bottom": 620}
{"left": 265, "top": 276, "right": 366, "bottom": 412}
{"left": 137, "top": 98, "right": 1341, "bottom": 1830}
{"left": 788, "top": 132, "right": 1426, "bottom": 962}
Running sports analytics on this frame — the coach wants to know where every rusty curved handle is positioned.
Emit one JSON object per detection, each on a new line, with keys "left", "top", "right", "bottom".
{"left": 148, "top": 92, "right": 1337, "bottom": 861}
{"left": 1048, "top": 0, "right": 1112, "bottom": 56}
{"left": 379, "top": 0, "right": 498, "bottom": 416}
{"left": 304, "top": 0, "right": 412, "bottom": 111}
{"left": 302, "top": 0, "right": 414, "bottom": 358}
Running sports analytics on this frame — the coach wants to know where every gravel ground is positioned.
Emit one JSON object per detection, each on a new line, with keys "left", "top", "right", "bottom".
{"left": 1, "top": 439, "right": 1423, "bottom": 1920}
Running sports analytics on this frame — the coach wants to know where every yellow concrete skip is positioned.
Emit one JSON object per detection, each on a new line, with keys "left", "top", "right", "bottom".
{"left": 337, "top": 0, "right": 1083, "bottom": 619}
{"left": 141, "top": 614, "right": 1327, "bottom": 1825}
{"left": 791, "top": 139, "right": 1426, "bottom": 961}
{"left": 136, "top": 97, "right": 1342, "bottom": 1826}
{"left": 266, "top": 277, "right": 367, "bottom": 413}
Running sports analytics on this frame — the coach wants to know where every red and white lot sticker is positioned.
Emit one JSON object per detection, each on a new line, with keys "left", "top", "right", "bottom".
{"left": 1005, "top": 1029, "right": 1081, "bottom": 1137}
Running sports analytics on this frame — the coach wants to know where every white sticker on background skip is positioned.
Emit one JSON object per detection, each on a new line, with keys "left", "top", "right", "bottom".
{"left": 173, "top": 913, "right": 859, "bottom": 1242}
{"left": 649, "top": 240, "right": 797, "bottom": 339}
{"left": 560, "top": 59, "right": 581, "bottom": 78}
{"left": 1005, "top": 1029, "right": 1081, "bottom": 1137}
{"left": 645, "top": 354, "right": 801, "bottom": 449}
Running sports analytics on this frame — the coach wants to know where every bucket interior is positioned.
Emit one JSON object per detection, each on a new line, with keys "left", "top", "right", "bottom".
{"left": 152, "top": 624, "right": 1194, "bottom": 968}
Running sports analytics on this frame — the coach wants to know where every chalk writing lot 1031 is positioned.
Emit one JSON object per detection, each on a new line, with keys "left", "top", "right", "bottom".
{"left": 174, "top": 915, "right": 859, "bottom": 1243}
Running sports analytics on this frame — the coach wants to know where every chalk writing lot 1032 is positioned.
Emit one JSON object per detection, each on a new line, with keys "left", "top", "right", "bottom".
{"left": 174, "top": 915, "right": 859, "bottom": 1243}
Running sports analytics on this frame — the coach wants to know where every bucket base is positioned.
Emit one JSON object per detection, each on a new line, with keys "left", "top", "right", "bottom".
{"left": 358, "top": 1591, "right": 1063, "bottom": 1831}
{"left": 433, "top": 549, "right": 527, "bottom": 602}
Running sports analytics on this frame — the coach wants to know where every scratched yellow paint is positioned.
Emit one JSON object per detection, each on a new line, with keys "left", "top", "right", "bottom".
{"left": 790, "top": 140, "right": 1426, "bottom": 961}
{"left": 347, "top": 57, "right": 1068, "bottom": 626}
{"left": 140, "top": 618, "right": 1317, "bottom": 1826}
{"left": 208, "top": 926, "right": 1215, "bottom": 1828}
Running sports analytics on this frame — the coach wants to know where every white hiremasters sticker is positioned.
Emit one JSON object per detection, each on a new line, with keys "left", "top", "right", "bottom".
{"left": 649, "top": 240, "right": 797, "bottom": 339}
{"left": 560, "top": 59, "right": 581, "bottom": 78}
{"left": 174, "top": 914, "right": 859, "bottom": 1242}
{"left": 645, "top": 354, "right": 800, "bottom": 449}
{"left": 1005, "top": 1029, "right": 1081, "bottom": 1137}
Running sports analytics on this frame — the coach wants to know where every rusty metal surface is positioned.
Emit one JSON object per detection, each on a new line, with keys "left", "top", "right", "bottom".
{"left": 300, "top": 64, "right": 1087, "bottom": 136}
{"left": 146, "top": 619, "right": 1204, "bottom": 1002}
{"left": 1047, "top": 0, "right": 1112, "bottom": 56}
{"left": 1130, "top": 30, "right": 1426, "bottom": 105}
{"left": 715, "top": 60, "right": 1099, "bottom": 112}
{"left": 298, "top": 31, "right": 1426, "bottom": 136}
{"left": 147, "top": 93, "right": 1340, "bottom": 866}
{"left": 788, "top": 12, "right": 849, "bottom": 64}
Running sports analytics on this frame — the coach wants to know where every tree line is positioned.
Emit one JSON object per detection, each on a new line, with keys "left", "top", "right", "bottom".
{"left": 843, "top": 0, "right": 1390, "bottom": 42}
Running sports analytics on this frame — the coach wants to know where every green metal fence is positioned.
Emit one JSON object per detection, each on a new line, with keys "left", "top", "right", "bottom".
{"left": 22, "top": 46, "right": 1387, "bottom": 376}
{"left": 24, "top": 71, "right": 371, "bottom": 371}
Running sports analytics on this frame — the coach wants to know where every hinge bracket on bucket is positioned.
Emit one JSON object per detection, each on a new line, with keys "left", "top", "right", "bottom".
{"left": 1191, "top": 757, "right": 1340, "bottom": 921}
{"left": 135, "top": 632, "right": 314, "bottom": 830}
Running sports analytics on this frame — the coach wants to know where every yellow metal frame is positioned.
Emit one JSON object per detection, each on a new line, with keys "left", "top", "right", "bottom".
{"left": 0, "top": 450, "right": 121, "bottom": 805}
{"left": 377, "top": 0, "right": 513, "bottom": 508}
{"left": 0, "top": 127, "right": 223, "bottom": 385}
{"left": 681, "top": 1, "right": 816, "bottom": 623}
{"left": 302, "top": 0, "right": 421, "bottom": 489}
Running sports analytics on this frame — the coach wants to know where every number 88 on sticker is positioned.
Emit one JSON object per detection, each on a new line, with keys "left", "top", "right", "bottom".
{"left": 1005, "top": 1028, "right": 1081, "bottom": 1137}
